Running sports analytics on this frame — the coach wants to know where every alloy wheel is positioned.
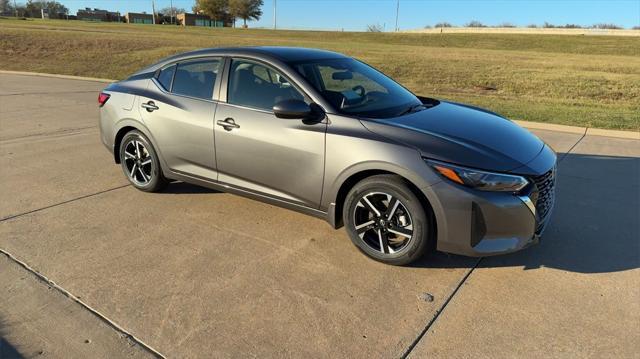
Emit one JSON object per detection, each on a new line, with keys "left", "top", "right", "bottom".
{"left": 123, "top": 139, "right": 153, "bottom": 186}
{"left": 353, "top": 191, "right": 414, "bottom": 254}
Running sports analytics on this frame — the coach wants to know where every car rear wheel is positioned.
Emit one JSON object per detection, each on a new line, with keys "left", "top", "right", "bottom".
{"left": 343, "top": 175, "right": 432, "bottom": 265}
{"left": 119, "top": 130, "right": 168, "bottom": 192}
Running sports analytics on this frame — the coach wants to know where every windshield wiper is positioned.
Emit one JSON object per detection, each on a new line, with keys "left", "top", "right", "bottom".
{"left": 398, "top": 103, "right": 426, "bottom": 116}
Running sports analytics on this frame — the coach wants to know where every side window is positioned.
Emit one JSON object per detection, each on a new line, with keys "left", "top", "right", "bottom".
{"left": 156, "top": 65, "right": 175, "bottom": 91}
{"left": 227, "top": 59, "right": 305, "bottom": 111}
{"left": 171, "top": 59, "right": 220, "bottom": 100}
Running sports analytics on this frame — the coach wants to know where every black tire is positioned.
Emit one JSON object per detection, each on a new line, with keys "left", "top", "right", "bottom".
{"left": 119, "top": 130, "right": 168, "bottom": 192}
{"left": 343, "top": 175, "right": 432, "bottom": 265}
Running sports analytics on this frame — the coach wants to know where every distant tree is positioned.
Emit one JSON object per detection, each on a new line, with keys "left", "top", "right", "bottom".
{"left": 466, "top": 20, "right": 487, "bottom": 28}
{"left": 563, "top": 24, "right": 582, "bottom": 29}
{"left": 423, "top": 24, "right": 432, "bottom": 29}
{"left": 195, "top": 0, "right": 228, "bottom": 20}
{"left": 592, "top": 23, "right": 622, "bottom": 29}
{"left": 499, "top": 22, "right": 516, "bottom": 28}
{"left": 434, "top": 22, "right": 452, "bottom": 28}
{"left": 0, "top": 0, "right": 12, "bottom": 15}
{"left": 229, "top": 0, "right": 263, "bottom": 28}
{"left": 543, "top": 22, "right": 556, "bottom": 28}
{"left": 159, "top": 6, "right": 186, "bottom": 16}
{"left": 158, "top": 6, "right": 186, "bottom": 24}
{"left": 23, "top": 0, "right": 67, "bottom": 18}
{"left": 526, "top": 24, "right": 538, "bottom": 28}
{"left": 633, "top": 26, "right": 640, "bottom": 30}
{"left": 366, "top": 23, "right": 383, "bottom": 32}
{"left": 24, "top": 0, "right": 38, "bottom": 17}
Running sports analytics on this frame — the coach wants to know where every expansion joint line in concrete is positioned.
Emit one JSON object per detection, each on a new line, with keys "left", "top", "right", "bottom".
{"left": 0, "top": 249, "right": 166, "bottom": 358}
{"left": 0, "top": 185, "right": 130, "bottom": 222}
{"left": 400, "top": 129, "right": 587, "bottom": 357}
{"left": 400, "top": 258, "right": 482, "bottom": 358}
{"left": 559, "top": 127, "right": 587, "bottom": 163}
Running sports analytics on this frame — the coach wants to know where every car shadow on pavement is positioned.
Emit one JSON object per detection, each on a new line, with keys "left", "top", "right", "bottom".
{"left": 155, "top": 153, "right": 638, "bottom": 275}
{"left": 0, "top": 318, "right": 24, "bottom": 359}
{"left": 160, "top": 181, "right": 221, "bottom": 194}
{"left": 414, "top": 153, "right": 640, "bottom": 274}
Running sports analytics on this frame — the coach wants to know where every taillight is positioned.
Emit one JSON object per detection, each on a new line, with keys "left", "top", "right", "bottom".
{"left": 98, "top": 92, "right": 110, "bottom": 107}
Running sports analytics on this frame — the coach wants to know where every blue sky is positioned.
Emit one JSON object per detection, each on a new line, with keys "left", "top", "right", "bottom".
{"left": 62, "top": 0, "right": 640, "bottom": 30}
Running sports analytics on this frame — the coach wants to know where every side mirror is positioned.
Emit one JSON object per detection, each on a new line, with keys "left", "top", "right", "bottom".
{"left": 273, "top": 99, "right": 313, "bottom": 119}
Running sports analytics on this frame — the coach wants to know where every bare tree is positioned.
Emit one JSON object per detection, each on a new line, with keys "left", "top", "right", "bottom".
{"left": 159, "top": 6, "right": 186, "bottom": 16}
{"left": 592, "top": 23, "right": 622, "bottom": 29}
{"left": 434, "top": 22, "right": 452, "bottom": 28}
{"left": 465, "top": 20, "right": 486, "bottom": 28}
{"left": 366, "top": 23, "right": 383, "bottom": 32}
{"left": 0, "top": 0, "right": 12, "bottom": 15}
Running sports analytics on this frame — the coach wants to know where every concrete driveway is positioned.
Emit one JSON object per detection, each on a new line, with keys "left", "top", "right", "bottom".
{"left": 1, "top": 73, "right": 638, "bottom": 358}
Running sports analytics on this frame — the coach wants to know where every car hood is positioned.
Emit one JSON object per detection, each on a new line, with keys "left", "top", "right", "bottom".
{"left": 360, "top": 100, "right": 546, "bottom": 174}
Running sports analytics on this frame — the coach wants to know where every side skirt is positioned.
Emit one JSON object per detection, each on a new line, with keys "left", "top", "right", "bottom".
{"left": 166, "top": 170, "right": 331, "bottom": 224}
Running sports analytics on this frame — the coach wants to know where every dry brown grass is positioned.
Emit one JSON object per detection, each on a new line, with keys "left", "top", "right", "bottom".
{"left": 1, "top": 18, "right": 638, "bottom": 130}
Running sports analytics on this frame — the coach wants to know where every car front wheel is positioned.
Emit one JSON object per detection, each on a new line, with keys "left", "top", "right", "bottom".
{"left": 343, "top": 175, "right": 432, "bottom": 265}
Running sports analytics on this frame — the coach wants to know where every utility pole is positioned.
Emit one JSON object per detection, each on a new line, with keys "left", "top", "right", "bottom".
{"left": 170, "top": 0, "right": 174, "bottom": 24}
{"left": 273, "top": 0, "right": 277, "bottom": 30}
{"left": 14, "top": 0, "right": 18, "bottom": 17}
{"left": 151, "top": 0, "right": 156, "bottom": 24}
{"left": 395, "top": 0, "right": 399, "bottom": 31}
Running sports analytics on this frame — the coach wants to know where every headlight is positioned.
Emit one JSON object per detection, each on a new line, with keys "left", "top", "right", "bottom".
{"left": 426, "top": 160, "right": 529, "bottom": 192}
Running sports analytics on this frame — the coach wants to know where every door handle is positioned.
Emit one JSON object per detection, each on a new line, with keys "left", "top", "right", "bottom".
{"left": 141, "top": 101, "right": 159, "bottom": 112}
{"left": 216, "top": 118, "right": 240, "bottom": 131}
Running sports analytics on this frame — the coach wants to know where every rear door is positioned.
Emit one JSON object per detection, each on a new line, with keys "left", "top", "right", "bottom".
{"left": 213, "top": 58, "right": 326, "bottom": 207}
{"left": 139, "top": 57, "right": 221, "bottom": 180}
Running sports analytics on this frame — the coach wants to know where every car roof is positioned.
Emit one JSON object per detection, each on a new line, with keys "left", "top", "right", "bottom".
{"left": 181, "top": 46, "right": 347, "bottom": 62}
{"left": 132, "top": 46, "right": 348, "bottom": 76}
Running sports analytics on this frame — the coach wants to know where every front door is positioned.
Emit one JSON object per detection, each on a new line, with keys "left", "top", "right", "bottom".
{"left": 139, "top": 57, "right": 221, "bottom": 180}
{"left": 214, "top": 58, "right": 326, "bottom": 207}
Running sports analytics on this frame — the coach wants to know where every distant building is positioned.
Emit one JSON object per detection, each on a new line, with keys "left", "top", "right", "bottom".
{"left": 176, "top": 13, "right": 231, "bottom": 27}
{"left": 76, "top": 8, "right": 120, "bottom": 22}
{"left": 56, "top": 12, "right": 77, "bottom": 20}
{"left": 125, "top": 12, "right": 154, "bottom": 25}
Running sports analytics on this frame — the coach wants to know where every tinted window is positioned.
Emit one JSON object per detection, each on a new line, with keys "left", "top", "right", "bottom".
{"left": 228, "top": 60, "right": 305, "bottom": 111}
{"left": 172, "top": 59, "right": 220, "bottom": 100}
{"left": 156, "top": 65, "right": 175, "bottom": 91}
{"left": 293, "top": 58, "right": 421, "bottom": 119}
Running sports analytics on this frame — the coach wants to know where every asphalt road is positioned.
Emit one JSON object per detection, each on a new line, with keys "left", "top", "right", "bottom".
{"left": 1, "top": 73, "right": 638, "bottom": 358}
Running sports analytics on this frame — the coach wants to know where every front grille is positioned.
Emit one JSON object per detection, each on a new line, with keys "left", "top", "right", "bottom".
{"left": 531, "top": 166, "right": 556, "bottom": 224}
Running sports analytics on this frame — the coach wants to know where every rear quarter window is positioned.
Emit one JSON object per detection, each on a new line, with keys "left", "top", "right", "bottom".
{"left": 156, "top": 65, "right": 176, "bottom": 91}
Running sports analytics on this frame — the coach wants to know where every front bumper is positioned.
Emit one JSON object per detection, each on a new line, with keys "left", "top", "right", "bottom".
{"left": 423, "top": 175, "right": 553, "bottom": 257}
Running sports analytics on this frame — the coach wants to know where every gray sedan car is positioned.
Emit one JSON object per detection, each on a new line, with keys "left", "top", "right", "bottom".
{"left": 99, "top": 47, "right": 556, "bottom": 265}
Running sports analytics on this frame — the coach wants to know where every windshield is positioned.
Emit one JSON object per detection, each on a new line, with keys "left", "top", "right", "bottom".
{"left": 291, "top": 58, "right": 422, "bottom": 119}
